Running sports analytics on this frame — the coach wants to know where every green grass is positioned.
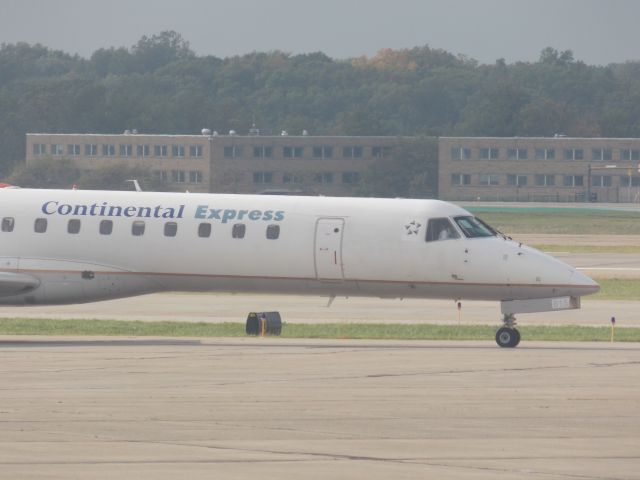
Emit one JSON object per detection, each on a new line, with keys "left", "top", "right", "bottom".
{"left": 588, "top": 278, "right": 640, "bottom": 300}
{"left": 466, "top": 208, "right": 640, "bottom": 235}
{"left": 0, "top": 318, "right": 638, "bottom": 342}
{"left": 532, "top": 245, "right": 640, "bottom": 254}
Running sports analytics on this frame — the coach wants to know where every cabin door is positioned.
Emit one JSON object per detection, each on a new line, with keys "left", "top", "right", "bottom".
{"left": 314, "top": 218, "right": 345, "bottom": 280}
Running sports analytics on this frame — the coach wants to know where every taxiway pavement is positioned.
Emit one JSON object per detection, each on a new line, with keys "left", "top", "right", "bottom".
{"left": 0, "top": 292, "right": 636, "bottom": 327}
{"left": 1, "top": 337, "right": 639, "bottom": 479}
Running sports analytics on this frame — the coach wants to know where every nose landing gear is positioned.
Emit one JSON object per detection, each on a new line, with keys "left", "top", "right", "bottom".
{"left": 496, "top": 314, "right": 520, "bottom": 348}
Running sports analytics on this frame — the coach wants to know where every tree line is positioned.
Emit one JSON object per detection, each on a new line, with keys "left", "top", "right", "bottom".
{"left": 1, "top": 31, "right": 639, "bottom": 195}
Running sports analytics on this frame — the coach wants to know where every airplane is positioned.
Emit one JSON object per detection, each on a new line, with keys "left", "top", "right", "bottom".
{"left": 0, "top": 185, "right": 599, "bottom": 347}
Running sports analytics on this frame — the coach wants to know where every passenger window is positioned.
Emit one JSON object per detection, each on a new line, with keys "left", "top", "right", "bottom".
{"left": 67, "top": 219, "right": 81, "bottom": 234}
{"left": 99, "top": 220, "right": 113, "bottom": 235}
{"left": 1, "top": 217, "right": 14, "bottom": 232}
{"left": 232, "top": 223, "right": 246, "bottom": 239}
{"left": 34, "top": 218, "right": 48, "bottom": 233}
{"left": 266, "top": 224, "right": 280, "bottom": 240}
{"left": 425, "top": 218, "right": 460, "bottom": 242}
{"left": 198, "top": 222, "right": 212, "bottom": 238}
{"left": 132, "top": 221, "right": 145, "bottom": 236}
{"left": 164, "top": 222, "right": 178, "bottom": 237}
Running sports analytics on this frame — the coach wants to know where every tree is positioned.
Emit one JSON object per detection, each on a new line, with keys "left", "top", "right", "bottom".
{"left": 131, "top": 31, "right": 194, "bottom": 73}
{"left": 359, "top": 137, "right": 438, "bottom": 198}
{"left": 8, "top": 158, "right": 80, "bottom": 188}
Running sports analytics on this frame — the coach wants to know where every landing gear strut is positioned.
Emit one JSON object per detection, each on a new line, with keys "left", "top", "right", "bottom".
{"left": 495, "top": 314, "right": 520, "bottom": 348}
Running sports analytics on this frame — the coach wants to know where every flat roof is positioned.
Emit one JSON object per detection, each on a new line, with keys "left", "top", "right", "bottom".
{"left": 26, "top": 133, "right": 407, "bottom": 139}
{"left": 440, "top": 136, "right": 640, "bottom": 140}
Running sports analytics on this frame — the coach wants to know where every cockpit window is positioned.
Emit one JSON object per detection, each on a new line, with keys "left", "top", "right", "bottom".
{"left": 426, "top": 218, "right": 460, "bottom": 242}
{"left": 454, "top": 216, "right": 496, "bottom": 238}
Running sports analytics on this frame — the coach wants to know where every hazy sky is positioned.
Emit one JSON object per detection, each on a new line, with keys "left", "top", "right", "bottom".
{"left": 0, "top": 0, "right": 639, "bottom": 65}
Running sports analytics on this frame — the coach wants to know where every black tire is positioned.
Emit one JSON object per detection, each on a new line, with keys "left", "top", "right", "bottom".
{"left": 511, "top": 328, "right": 521, "bottom": 347}
{"left": 496, "top": 327, "right": 520, "bottom": 348}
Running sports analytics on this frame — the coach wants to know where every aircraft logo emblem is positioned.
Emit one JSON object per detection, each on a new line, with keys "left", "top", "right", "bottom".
{"left": 404, "top": 220, "right": 422, "bottom": 235}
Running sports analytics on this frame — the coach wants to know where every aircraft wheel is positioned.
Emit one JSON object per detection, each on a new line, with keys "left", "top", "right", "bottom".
{"left": 496, "top": 327, "right": 520, "bottom": 348}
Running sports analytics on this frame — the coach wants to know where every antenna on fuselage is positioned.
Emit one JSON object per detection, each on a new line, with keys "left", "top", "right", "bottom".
{"left": 126, "top": 179, "right": 142, "bottom": 192}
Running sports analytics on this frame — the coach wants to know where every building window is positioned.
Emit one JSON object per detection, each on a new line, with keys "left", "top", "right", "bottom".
{"left": 189, "top": 145, "right": 203, "bottom": 157}
{"left": 34, "top": 218, "right": 47, "bottom": 233}
{"left": 591, "top": 148, "right": 612, "bottom": 161}
{"left": 563, "top": 175, "right": 584, "bottom": 187}
{"left": 132, "top": 221, "right": 145, "bottom": 236}
{"left": 102, "top": 144, "right": 115, "bottom": 156}
{"left": 451, "top": 173, "right": 471, "bottom": 186}
{"left": 621, "top": 149, "right": 640, "bottom": 161}
{"left": 479, "top": 174, "right": 500, "bottom": 186}
{"left": 137, "top": 144, "right": 150, "bottom": 157}
{"left": 189, "top": 171, "right": 202, "bottom": 183}
{"left": 33, "top": 143, "right": 46, "bottom": 155}
{"left": 313, "top": 146, "right": 333, "bottom": 159}
{"left": 153, "top": 170, "right": 169, "bottom": 183}
{"left": 564, "top": 148, "right": 584, "bottom": 161}
{"left": 507, "top": 174, "right": 528, "bottom": 186}
{"left": 535, "top": 174, "right": 555, "bottom": 186}
{"left": 507, "top": 148, "right": 528, "bottom": 160}
{"left": 342, "top": 146, "right": 363, "bottom": 158}
{"left": 479, "top": 148, "right": 499, "bottom": 160}
{"left": 253, "top": 172, "right": 273, "bottom": 183}
{"left": 67, "top": 144, "right": 80, "bottom": 156}
{"left": 154, "top": 145, "right": 168, "bottom": 157}
{"left": 341, "top": 172, "right": 360, "bottom": 184}
{"left": 99, "top": 220, "right": 113, "bottom": 235}
{"left": 535, "top": 148, "right": 555, "bottom": 160}
{"left": 198, "top": 223, "right": 212, "bottom": 238}
{"left": 450, "top": 147, "right": 471, "bottom": 160}
{"left": 119, "top": 144, "right": 132, "bottom": 157}
{"left": 67, "top": 219, "right": 81, "bottom": 234}
{"left": 85, "top": 144, "right": 98, "bottom": 156}
{"left": 171, "top": 170, "right": 186, "bottom": 183}
{"left": 266, "top": 224, "right": 280, "bottom": 240}
{"left": 621, "top": 175, "right": 640, "bottom": 187}
{"left": 283, "top": 173, "right": 303, "bottom": 184}
{"left": 51, "top": 144, "right": 64, "bottom": 155}
{"left": 172, "top": 145, "right": 185, "bottom": 157}
{"left": 223, "top": 146, "right": 242, "bottom": 158}
{"left": 283, "top": 146, "right": 304, "bottom": 158}
{"left": 164, "top": 222, "right": 178, "bottom": 237}
{"left": 372, "top": 146, "right": 391, "bottom": 158}
{"left": 314, "top": 172, "right": 334, "bottom": 184}
{"left": 253, "top": 146, "right": 273, "bottom": 158}
{"left": 1, "top": 217, "right": 15, "bottom": 232}
{"left": 592, "top": 175, "right": 612, "bottom": 187}
{"left": 232, "top": 223, "right": 246, "bottom": 239}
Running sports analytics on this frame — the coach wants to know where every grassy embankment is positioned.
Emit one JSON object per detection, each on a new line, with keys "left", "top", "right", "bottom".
{"left": 467, "top": 206, "right": 640, "bottom": 235}
{"left": 0, "top": 318, "right": 638, "bottom": 342}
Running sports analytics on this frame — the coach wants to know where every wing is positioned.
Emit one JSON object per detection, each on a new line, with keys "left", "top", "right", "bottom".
{"left": 0, "top": 272, "right": 40, "bottom": 297}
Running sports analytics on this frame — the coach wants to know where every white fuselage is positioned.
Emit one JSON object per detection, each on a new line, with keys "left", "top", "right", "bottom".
{"left": 0, "top": 188, "right": 598, "bottom": 307}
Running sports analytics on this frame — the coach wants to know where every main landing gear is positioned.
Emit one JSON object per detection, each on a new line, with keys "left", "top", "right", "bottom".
{"left": 495, "top": 313, "right": 520, "bottom": 348}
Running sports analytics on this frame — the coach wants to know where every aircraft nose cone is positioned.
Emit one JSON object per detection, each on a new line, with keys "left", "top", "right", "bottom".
{"left": 570, "top": 269, "right": 600, "bottom": 296}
